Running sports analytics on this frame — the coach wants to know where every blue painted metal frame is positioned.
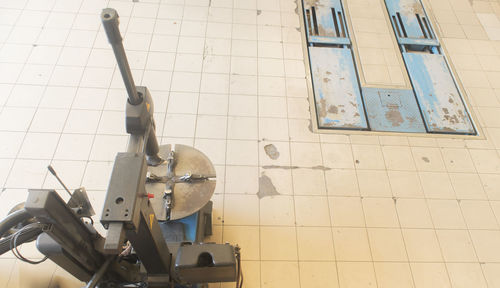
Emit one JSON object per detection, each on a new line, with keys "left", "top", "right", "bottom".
{"left": 403, "top": 53, "right": 475, "bottom": 134}
{"left": 303, "top": 0, "right": 351, "bottom": 46}
{"left": 384, "top": 0, "right": 436, "bottom": 46}
{"left": 303, "top": 0, "right": 368, "bottom": 130}
{"left": 309, "top": 47, "right": 368, "bottom": 129}
{"left": 172, "top": 211, "right": 200, "bottom": 242}
{"left": 383, "top": 0, "right": 476, "bottom": 135}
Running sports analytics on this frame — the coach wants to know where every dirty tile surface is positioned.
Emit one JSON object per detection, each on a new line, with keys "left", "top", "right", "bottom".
{"left": 0, "top": 0, "right": 500, "bottom": 287}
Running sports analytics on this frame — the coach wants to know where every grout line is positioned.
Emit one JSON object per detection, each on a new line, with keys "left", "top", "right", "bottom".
{"left": 277, "top": 5, "right": 308, "bottom": 286}
{"left": 347, "top": 142, "right": 381, "bottom": 287}
{"left": 379, "top": 139, "right": 419, "bottom": 287}
{"left": 410, "top": 145, "right": 455, "bottom": 287}
{"left": 43, "top": 3, "right": 107, "bottom": 191}
{"left": 0, "top": 0, "right": 60, "bottom": 194}
{"left": 450, "top": 143, "right": 500, "bottom": 284}
{"left": 70, "top": 0, "right": 128, "bottom": 194}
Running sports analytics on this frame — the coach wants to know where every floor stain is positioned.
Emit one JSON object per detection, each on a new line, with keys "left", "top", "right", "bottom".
{"left": 422, "top": 157, "right": 430, "bottom": 163}
{"left": 258, "top": 174, "right": 280, "bottom": 199}
{"left": 311, "top": 165, "right": 331, "bottom": 171}
{"left": 308, "top": 121, "right": 314, "bottom": 132}
{"left": 264, "top": 144, "right": 280, "bottom": 160}
{"left": 262, "top": 165, "right": 300, "bottom": 170}
{"left": 257, "top": 10, "right": 262, "bottom": 15}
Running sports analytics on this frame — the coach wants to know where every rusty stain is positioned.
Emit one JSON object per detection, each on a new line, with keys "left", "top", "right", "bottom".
{"left": 328, "top": 105, "right": 338, "bottom": 114}
{"left": 422, "top": 157, "right": 430, "bottom": 163}
{"left": 443, "top": 114, "right": 459, "bottom": 124}
{"left": 264, "top": 144, "right": 280, "bottom": 160}
{"left": 319, "top": 98, "right": 327, "bottom": 118}
{"left": 385, "top": 108, "right": 404, "bottom": 127}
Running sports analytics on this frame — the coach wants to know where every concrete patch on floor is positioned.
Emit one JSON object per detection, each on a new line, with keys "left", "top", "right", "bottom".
{"left": 258, "top": 174, "right": 280, "bottom": 199}
{"left": 264, "top": 144, "right": 280, "bottom": 160}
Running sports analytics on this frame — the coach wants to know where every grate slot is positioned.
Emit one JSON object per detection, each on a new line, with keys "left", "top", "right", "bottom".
{"left": 306, "top": 9, "right": 313, "bottom": 36}
{"left": 311, "top": 6, "right": 319, "bottom": 35}
{"left": 396, "top": 12, "right": 408, "bottom": 37}
{"left": 392, "top": 15, "right": 402, "bottom": 37}
{"left": 331, "top": 8, "right": 340, "bottom": 37}
{"left": 338, "top": 11, "right": 346, "bottom": 37}
{"left": 416, "top": 14, "right": 428, "bottom": 39}
{"left": 422, "top": 17, "right": 433, "bottom": 39}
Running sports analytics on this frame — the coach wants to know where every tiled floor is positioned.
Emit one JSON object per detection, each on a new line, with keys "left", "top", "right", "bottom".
{"left": 1, "top": 0, "right": 500, "bottom": 287}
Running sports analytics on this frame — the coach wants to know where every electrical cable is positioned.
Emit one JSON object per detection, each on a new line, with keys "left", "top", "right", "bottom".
{"left": 235, "top": 245, "right": 243, "bottom": 288}
{"left": 10, "top": 223, "right": 48, "bottom": 264}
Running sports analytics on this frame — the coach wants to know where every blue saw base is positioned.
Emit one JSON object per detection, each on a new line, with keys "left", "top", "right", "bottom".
{"left": 159, "top": 201, "right": 213, "bottom": 243}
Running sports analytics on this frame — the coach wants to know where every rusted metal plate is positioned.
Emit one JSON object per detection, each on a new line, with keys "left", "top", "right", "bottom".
{"left": 403, "top": 52, "right": 475, "bottom": 134}
{"left": 303, "top": 0, "right": 350, "bottom": 44}
{"left": 309, "top": 47, "right": 368, "bottom": 129}
{"left": 385, "top": 0, "right": 435, "bottom": 43}
{"left": 363, "top": 88, "right": 425, "bottom": 133}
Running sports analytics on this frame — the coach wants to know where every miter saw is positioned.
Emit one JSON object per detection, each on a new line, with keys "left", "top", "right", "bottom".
{"left": 0, "top": 8, "right": 242, "bottom": 288}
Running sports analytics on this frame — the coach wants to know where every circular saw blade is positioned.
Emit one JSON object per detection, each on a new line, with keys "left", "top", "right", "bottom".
{"left": 146, "top": 144, "right": 216, "bottom": 221}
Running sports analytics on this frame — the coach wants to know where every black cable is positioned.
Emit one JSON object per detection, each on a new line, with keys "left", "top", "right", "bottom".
{"left": 0, "top": 226, "right": 42, "bottom": 255}
{"left": 10, "top": 223, "right": 48, "bottom": 264}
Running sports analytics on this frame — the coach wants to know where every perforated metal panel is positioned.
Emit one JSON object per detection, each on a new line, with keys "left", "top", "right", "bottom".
{"left": 363, "top": 88, "right": 425, "bottom": 133}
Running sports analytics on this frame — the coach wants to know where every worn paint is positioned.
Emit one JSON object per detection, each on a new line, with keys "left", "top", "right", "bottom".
{"left": 385, "top": 0, "right": 431, "bottom": 41}
{"left": 310, "top": 47, "right": 368, "bottom": 129}
{"left": 403, "top": 52, "right": 475, "bottom": 134}
{"left": 303, "top": 0, "right": 350, "bottom": 42}
{"left": 362, "top": 88, "right": 426, "bottom": 133}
